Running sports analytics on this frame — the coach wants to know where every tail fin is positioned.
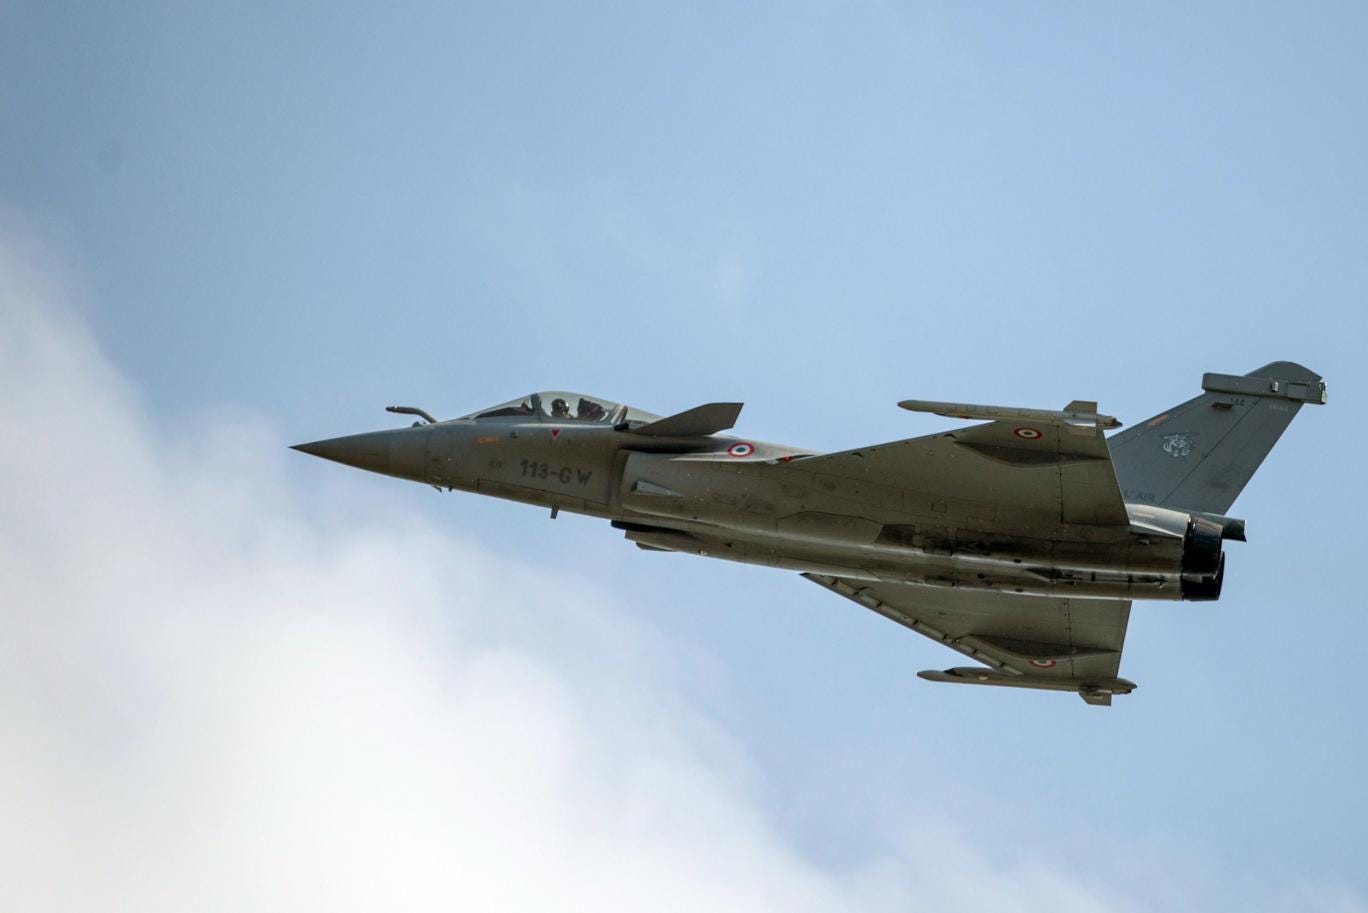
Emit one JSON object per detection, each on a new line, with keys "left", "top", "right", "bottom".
{"left": 1108, "top": 361, "right": 1326, "bottom": 514}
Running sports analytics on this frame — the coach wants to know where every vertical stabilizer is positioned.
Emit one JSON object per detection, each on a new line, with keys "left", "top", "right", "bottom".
{"left": 1108, "top": 361, "right": 1325, "bottom": 515}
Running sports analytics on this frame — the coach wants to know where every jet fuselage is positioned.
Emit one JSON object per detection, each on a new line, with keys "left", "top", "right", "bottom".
{"left": 296, "top": 414, "right": 1216, "bottom": 604}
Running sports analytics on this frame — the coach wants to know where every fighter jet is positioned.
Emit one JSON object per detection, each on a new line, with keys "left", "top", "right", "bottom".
{"left": 293, "top": 361, "right": 1326, "bottom": 706}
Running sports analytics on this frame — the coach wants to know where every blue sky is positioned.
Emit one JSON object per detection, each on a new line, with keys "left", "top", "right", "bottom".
{"left": 3, "top": 2, "right": 1366, "bottom": 909}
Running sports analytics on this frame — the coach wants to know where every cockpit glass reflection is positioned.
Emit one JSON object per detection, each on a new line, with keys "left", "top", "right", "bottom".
{"left": 462, "top": 392, "right": 661, "bottom": 425}
{"left": 539, "top": 392, "right": 613, "bottom": 422}
{"left": 462, "top": 395, "right": 536, "bottom": 420}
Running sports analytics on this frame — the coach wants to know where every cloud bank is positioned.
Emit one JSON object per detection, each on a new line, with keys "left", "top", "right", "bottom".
{"left": 1, "top": 236, "right": 1357, "bottom": 913}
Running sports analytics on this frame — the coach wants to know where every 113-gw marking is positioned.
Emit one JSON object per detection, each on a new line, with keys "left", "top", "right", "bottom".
{"left": 519, "top": 460, "right": 593, "bottom": 485}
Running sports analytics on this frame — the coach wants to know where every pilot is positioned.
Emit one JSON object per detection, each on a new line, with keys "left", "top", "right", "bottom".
{"left": 550, "top": 398, "right": 572, "bottom": 419}
{"left": 576, "top": 398, "right": 605, "bottom": 420}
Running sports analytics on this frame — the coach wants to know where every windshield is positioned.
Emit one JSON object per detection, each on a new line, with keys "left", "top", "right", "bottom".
{"left": 461, "top": 395, "right": 537, "bottom": 420}
{"left": 539, "top": 391, "right": 617, "bottom": 422}
{"left": 462, "top": 392, "right": 661, "bottom": 424}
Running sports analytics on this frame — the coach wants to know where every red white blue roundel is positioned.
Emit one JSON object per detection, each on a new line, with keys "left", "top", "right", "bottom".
{"left": 1029, "top": 658, "right": 1057, "bottom": 669}
{"left": 1013, "top": 427, "right": 1043, "bottom": 440}
{"left": 727, "top": 442, "right": 755, "bottom": 458}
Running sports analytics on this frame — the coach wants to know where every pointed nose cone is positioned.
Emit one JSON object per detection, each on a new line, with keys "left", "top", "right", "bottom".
{"left": 291, "top": 428, "right": 430, "bottom": 481}
{"left": 291, "top": 431, "right": 395, "bottom": 474}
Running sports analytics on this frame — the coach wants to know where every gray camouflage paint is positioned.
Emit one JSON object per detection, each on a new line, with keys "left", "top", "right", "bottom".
{"left": 294, "top": 362, "right": 1325, "bottom": 706}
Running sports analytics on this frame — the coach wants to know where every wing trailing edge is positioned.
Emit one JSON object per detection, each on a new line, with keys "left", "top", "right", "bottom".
{"left": 804, "top": 573, "right": 1135, "bottom": 707}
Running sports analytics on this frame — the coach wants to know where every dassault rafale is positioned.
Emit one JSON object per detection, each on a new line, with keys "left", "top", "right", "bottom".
{"left": 294, "top": 361, "right": 1325, "bottom": 706}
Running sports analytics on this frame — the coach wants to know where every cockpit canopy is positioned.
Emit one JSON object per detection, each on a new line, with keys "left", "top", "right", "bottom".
{"left": 461, "top": 392, "right": 659, "bottom": 425}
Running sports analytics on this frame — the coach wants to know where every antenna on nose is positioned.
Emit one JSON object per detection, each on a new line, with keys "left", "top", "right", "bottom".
{"left": 386, "top": 405, "right": 438, "bottom": 425}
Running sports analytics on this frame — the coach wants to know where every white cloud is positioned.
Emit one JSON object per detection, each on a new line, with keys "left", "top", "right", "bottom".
{"left": 0, "top": 233, "right": 1358, "bottom": 913}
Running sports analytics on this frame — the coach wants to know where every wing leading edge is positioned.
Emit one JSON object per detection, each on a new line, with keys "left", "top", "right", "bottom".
{"left": 804, "top": 574, "right": 1135, "bottom": 706}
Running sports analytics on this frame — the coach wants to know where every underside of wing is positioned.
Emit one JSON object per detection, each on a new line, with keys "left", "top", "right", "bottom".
{"left": 804, "top": 574, "right": 1134, "bottom": 706}
{"left": 782, "top": 409, "right": 1130, "bottom": 533}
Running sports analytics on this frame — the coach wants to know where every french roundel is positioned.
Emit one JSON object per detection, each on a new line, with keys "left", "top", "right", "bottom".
{"left": 1029, "top": 658, "right": 1057, "bottom": 669}
{"left": 727, "top": 442, "right": 755, "bottom": 458}
{"left": 1013, "top": 427, "right": 1043, "bottom": 440}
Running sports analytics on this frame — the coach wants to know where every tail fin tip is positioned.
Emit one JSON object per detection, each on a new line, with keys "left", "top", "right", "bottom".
{"left": 1246, "top": 361, "right": 1322, "bottom": 385}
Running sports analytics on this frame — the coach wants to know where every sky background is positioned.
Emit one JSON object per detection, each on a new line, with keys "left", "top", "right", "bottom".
{"left": 3, "top": 2, "right": 1366, "bottom": 910}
